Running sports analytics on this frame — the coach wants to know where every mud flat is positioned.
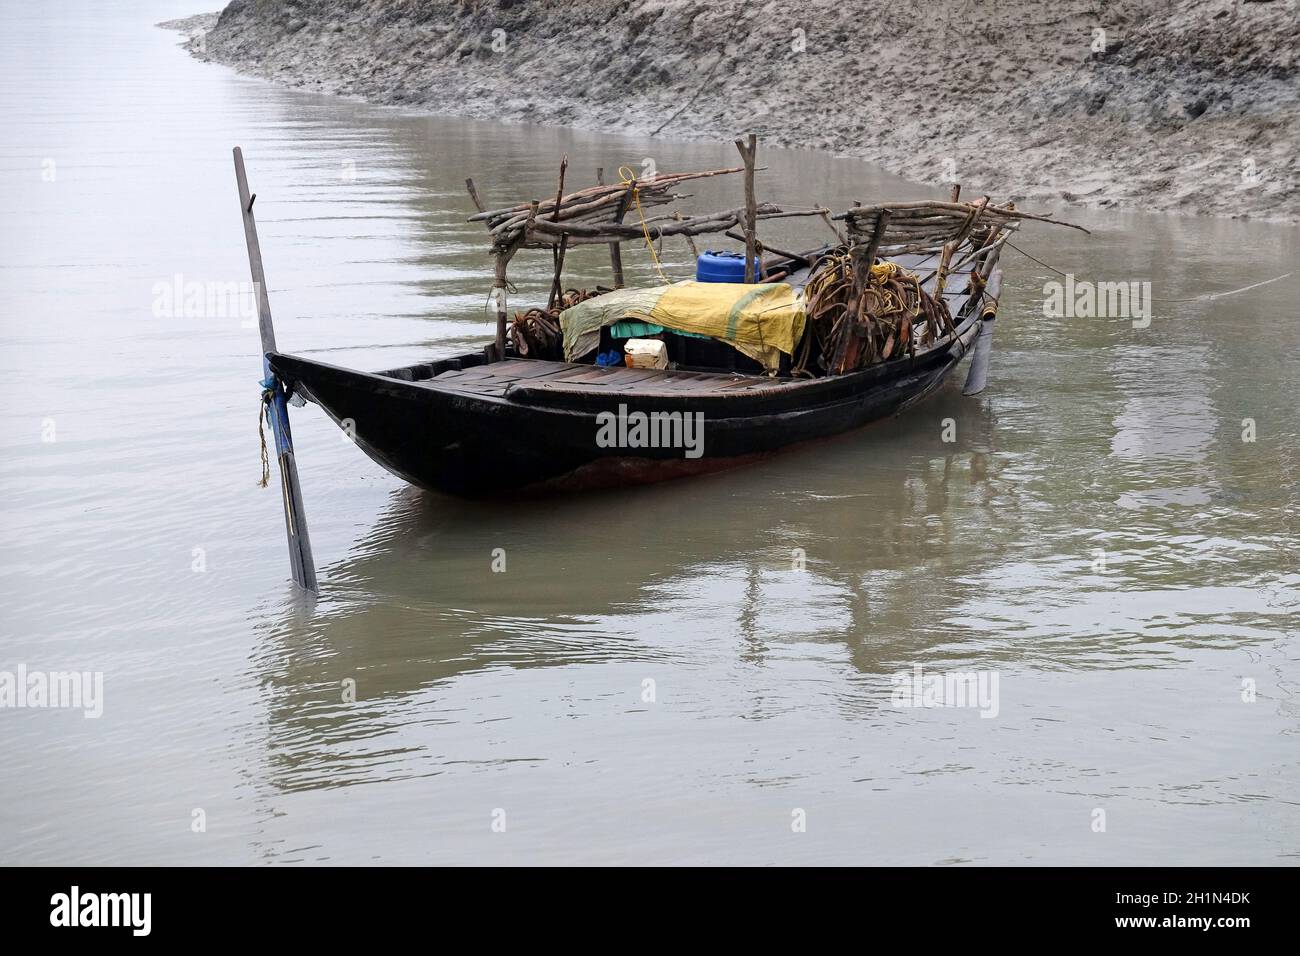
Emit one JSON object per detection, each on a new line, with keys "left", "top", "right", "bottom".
{"left": 164, "top": 1, "right": 1298, "bottom": 222}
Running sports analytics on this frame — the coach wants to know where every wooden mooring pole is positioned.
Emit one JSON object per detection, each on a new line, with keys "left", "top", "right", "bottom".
{"left": 735, "top": 134, "right": 758, "bottom": 282}
{"left": 547, "top": 155, "right": 569, "bottom": 310}
{"left": 493, "top": 249, "right": 510, "bottom": 360}
{"left": 598, "top": 167, "right": 628, "bottom": 288}
{"left": 233, "top": 147, "right": 318, "bottom": 594}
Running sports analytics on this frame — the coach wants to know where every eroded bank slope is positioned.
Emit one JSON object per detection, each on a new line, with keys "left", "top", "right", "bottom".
{"left": 167, "top": 0, "right": 1299, "bottom": 222}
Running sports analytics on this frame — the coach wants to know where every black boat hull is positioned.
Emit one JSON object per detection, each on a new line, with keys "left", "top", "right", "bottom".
{"left": 269, "top": 310, "right": 981, "bottom": 497}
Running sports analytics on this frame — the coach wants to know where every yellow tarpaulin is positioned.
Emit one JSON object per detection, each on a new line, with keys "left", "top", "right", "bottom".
{"left": 560, "top": 280, "right": 806, "bottom": 372}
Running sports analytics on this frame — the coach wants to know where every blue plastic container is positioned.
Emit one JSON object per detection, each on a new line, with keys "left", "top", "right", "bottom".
{"left": 696, "top": 250, "right": 762, "bottom": 283}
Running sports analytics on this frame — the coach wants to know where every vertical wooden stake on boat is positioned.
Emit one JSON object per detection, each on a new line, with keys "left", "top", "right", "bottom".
{"left": 830, "top": 207, "right": 892, "bottom": 375}
{"left": 936, "top": 187, "right": 988, "bottom": 301}
{"left": 979, "top": 228, "right": 1006, "bottom": 280}
{"left": 606, "top": 169, "right": 631, "bottom": 289}
{"left": 548, "top": 236, "right": 568, "bottom": 309}
{"left": 493, "top": 249, "right": 509, "bottom": 361}
{"left": 859, "top": 208, "right": 891, "bottom": 282}
{"left": 547, "top": 155, "right": 569, "bottom": 310}
{"left": 232, "top": 147, "right": 318, "bottom": 594}
{"left": 735, "top": 134, "right": 759, "bottom": 282}
{"left": 596, "top": 167, "right": 619, "bottom": 286}
{"left": 491, "top": 202, "right": 533, "bottom": 360}
{"left": 937, "top": 186, "right": 962, "bottom": 288}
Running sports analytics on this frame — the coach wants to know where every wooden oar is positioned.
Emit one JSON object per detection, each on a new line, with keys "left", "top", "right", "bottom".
{"left": 233, "top": 147, "right": 319, "bottom": 593}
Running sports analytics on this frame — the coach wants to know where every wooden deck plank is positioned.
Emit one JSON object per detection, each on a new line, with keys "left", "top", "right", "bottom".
{"left": 601, "top": 368, "right": 677, "bottom": 387}
{"left": 431, "top": 358, "right": 801, "bottom": 398}
{"left": 552, "top": 368, "right": 621, "bottom": 384}
{"left": 654, "top": 374, "right": 749, "bottom": 391}
{"left": 489, "top": 361, "right": 574, "bottom": 380}
{"left": 548, "top": 365, "right": 614, "bottom": 382}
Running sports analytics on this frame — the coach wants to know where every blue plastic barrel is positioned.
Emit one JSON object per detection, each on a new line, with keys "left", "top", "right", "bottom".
{"left": 696, "top": 250, "right": 762, "bottom": 283}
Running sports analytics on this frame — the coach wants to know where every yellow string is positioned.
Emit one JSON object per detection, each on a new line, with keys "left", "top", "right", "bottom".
{"left": 870, "top": 261, "right": 901, "bottom": 282}
{"left": 619, "top": 166, "right": 670, "bottom": 284}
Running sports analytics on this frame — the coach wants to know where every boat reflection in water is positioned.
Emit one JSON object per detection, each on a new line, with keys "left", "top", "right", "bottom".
{"left": 250, "top": 388, "right": 1031, "bottom": 791}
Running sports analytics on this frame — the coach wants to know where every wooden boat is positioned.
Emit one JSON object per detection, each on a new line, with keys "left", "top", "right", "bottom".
{"left": 269, "top": 247, "right": 993, "bottom": 496}
{"left": 233, "top": 141, "right": 1084, "bottom": 590}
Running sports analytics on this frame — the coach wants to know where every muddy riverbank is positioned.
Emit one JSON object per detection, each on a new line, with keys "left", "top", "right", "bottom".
{"left": 165, "top": 0, "right": 1299, "bottom": 222}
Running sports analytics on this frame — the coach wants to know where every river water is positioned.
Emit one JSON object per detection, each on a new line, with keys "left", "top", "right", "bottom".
{"left": 1, "top": 2, "right": 1297, "bottom": 865}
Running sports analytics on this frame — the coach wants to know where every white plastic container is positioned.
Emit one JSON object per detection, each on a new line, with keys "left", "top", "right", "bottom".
{"left": 623, "top": 337, "right": 668, "bottom": 369}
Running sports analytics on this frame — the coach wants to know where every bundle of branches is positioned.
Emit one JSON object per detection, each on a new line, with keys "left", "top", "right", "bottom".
{"left": 520, "top": 203, "right": 817, "bottom": 246}
{"left": 470, "top": 167, "right": 750, "bottom": 250}
{"left": 835, "top": 199, "right": 1088, "bottom": 256}
{"left": 795, "top": 252, "right": 954, "bottom": 376}
{"left": 509, "top": 287, "right": 610, "bottom": 360}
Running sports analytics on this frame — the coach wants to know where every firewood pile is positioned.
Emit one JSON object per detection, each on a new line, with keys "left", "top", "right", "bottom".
{"left": 836, "top": 199, "right": 1088, "bottom": 256}
{"left": 471, "top": 167, "right": 762, "bottom": 250}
